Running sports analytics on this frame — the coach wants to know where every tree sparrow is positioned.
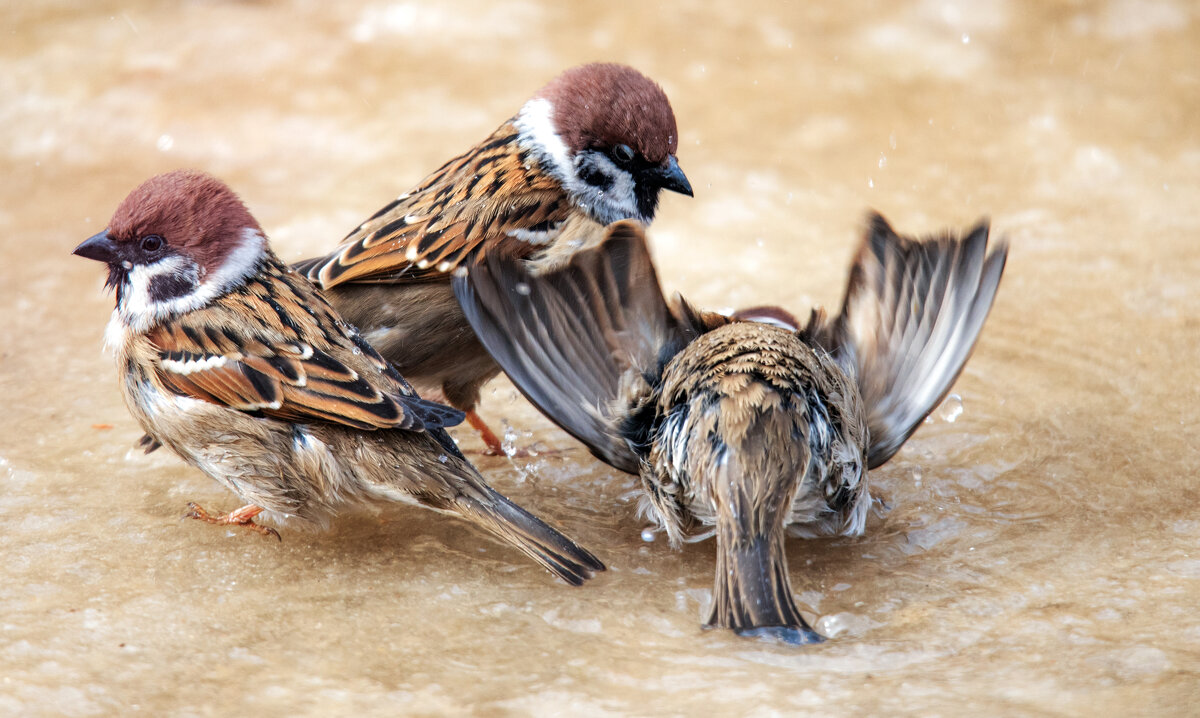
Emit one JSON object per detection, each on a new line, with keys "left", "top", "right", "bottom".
{"left": 293, "top": 63, "right": 692, "bottom": 454}
{"left": 73, "top": 170, "right": 604, "bottom": 585}
{"left": 453, "top": 214, "right": 1007, "bottom": 638}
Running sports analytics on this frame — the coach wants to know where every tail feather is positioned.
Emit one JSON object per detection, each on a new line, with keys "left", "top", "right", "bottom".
{"left": 458, "top": 488, "right": 606, "bottom": 587}
{"left": 810, "top": 213, "right": 1008, "bottom": 469}
{"left": 708, "top": 532, "right": 823, "bottom": 644}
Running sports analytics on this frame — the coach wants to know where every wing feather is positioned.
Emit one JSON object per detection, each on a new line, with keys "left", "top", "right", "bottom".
{"left": 295, "top": 123, "right": 571, "bottom": 287}
{"left": 148, "top": 257, "right": 464, "bottom": 432}
{"left": 454, "top": 221, "right": 720, "bottom": 473}
{"left": 806, "top": 213, "right": 1008, "bottom": 469}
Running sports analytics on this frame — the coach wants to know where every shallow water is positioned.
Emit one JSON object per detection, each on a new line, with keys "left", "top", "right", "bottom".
{"left": 3, "top": 0, "right": 1199, "bottom": 715}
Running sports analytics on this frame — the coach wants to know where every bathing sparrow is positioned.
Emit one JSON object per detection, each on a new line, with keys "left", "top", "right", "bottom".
{"left": 454, "top": 214, "right": 1006, "bottom": 636}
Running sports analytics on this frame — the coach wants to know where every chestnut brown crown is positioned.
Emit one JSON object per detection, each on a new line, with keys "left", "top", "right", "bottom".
{"left": 108, "top": 170, "right": 262, "bottom": 273}
{"left": 536, "top": 63, "right": 679, "bottom": 164}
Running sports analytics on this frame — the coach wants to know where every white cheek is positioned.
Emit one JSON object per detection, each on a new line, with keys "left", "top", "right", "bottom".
{"left": 515, "top": 97, "right": 645, "bottom": 225}
{"left": 574, "top": 153, "right": 638, "bottom": 223}
{"left": 515, "top": 98, "right": 573, "bottom": 178}
{"left": 123, "top": 255, "right": 196, "bottom": 323}
{"left": 118, "top": 228, "right": 266, "bottom": 333}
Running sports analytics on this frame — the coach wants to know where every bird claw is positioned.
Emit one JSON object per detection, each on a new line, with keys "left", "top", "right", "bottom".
{"left": 182, "top": 501, "right": 281, "bottom": 541}
{"left": 465, "top": 410, "right": 553, "bottom": 457}
{"left": 137, "top": 433, "right": 162, "bottom": 454}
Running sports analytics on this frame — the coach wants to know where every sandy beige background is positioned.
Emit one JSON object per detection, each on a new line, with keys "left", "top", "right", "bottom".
{"left": 2, "top": 0, "right": 1198, "bottom": 715}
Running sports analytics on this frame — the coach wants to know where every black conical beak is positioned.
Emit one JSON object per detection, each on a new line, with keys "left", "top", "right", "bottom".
{"left": 73, "top": 230, "right": 118, "bottom": 264}
{"left": 654, "top": 156, "right": 693, "bottom": 197}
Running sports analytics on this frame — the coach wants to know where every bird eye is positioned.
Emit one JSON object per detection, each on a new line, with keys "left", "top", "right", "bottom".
{"left": 612, "top": 144, "right": 635, "bottom": 164}
{"left": 140, "top": 234, "right": 164, "bottom": 253}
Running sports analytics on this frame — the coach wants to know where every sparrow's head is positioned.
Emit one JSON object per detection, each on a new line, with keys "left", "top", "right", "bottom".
{"left": 515, "top": 62, "right": 692, "bottom": 226}
{"left": 731, "top": 305, "right": 802, "bottom": 331}
{"left": 73, "top": 170, "right": 267, "bottom": 332}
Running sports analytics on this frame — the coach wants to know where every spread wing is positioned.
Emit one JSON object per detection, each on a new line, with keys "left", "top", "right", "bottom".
{"left": 295, "top": 123, "right": 572, "bottom": 287}
{"left": 454, "top": 220, "right": 726, "bottom": 474}
{"left": 805, "top": 212, "right": 1008, "bottom": 468}
{"left": 148, "top": 259, "right": 464, "bottom": 432}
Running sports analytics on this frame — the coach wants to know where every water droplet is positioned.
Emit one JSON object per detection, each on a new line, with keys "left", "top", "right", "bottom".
{"left": 514, "top": 282, "right": 531, "bottom": 296}
{"left": 961, "top": 32, "right": 970, "bottom": 44}
{"left": 937, "top": 393, "right": 963, "bottom": 423}
{"left": 640, "top": 528, "right": 656, "bottom": 543}
{"left": 502, "top": 423, "right": 522, "bottom": 458}
{"left": 867, "top": 177, "right": 874, "bottom": 188}
{"left": 438, "top": 454, "right": 448, "bottom": 464}
{"left": 815, "top": 613, "right": 850, "bottom": 638}
{"left": 156, "top": 134, "right": 174, "bottom": 152}
{"left": 878, "top": 153, "right": 887, "bottom": 169}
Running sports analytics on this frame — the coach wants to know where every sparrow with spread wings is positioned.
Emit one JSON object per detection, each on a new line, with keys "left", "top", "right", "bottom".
{"left": 454, "top": 216, "right": 1007, "bottom": 639}
{"left": 294, "top": 63, "right": 693, "bottom": 454}
{"left": 74, "top": 170, "right": 604, "bottom": 585}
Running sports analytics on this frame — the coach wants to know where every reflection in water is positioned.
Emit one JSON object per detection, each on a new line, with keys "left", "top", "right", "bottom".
{"left": 2, "top": 0, "right": 1198, "bottom": 714}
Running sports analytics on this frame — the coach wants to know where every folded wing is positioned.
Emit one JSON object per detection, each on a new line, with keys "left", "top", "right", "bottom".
{"left": 148, "top": 288, "right": 463, "bottom": 433}
{"left": 295, "top": 125, "right": 569, "bottom": 287}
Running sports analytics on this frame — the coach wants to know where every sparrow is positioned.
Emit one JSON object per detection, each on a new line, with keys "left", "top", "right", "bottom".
{"left": 73, "top": 170, "right": 604, "bottom": 585}
{"left": 729, "top": 304, "right": 801, "bottom": 330}
{"left": 292, "top": 62, "right": 693, "bottom": 455}
{"left": 453, "top": 214, "right": 1007, "bottom": 640}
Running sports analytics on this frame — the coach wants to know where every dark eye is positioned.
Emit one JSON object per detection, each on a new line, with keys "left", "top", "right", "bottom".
{"left": 140, "top": 234, "right": 164, "bottom": 253}
{"left": 612, "top": 144, "right": 635, "bottom": 165}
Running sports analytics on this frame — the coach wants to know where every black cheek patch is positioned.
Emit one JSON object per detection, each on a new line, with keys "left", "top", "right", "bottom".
{"left": 148, "top": 272, "right": 198, "bottom": 304}
{"left": 577, "top": 154, "right": 615, "bottom": 190}
{"left": 580, "top": 166, "right": 612, "bottom": 189}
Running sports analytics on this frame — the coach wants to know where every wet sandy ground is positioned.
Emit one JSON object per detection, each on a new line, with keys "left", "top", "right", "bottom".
{"left": 3, "top": 0, "right": 1199, "bottom": 715}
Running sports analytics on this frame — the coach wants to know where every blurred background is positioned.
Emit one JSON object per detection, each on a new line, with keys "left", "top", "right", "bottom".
{"left": 2, "top": 1, "right": 1198, "bottom": 714}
